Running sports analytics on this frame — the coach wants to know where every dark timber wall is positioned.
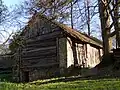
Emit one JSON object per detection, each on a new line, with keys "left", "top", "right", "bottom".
{"left": 13, "top": 31, "right": 64, "bottom": 82}
{"left": 12, "top": 13, "right": 65, "bottom": 82}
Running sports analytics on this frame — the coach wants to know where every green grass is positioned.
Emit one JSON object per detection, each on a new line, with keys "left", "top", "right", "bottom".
{"left": 0, "top": 78, "right": 120, "bottom": 90}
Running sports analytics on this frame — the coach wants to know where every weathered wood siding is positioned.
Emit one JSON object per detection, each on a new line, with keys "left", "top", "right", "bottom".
{"left": 13, "top": 15, "right": 63, "bottom": 82}
{"left": 22, "top": 39, "right": 57, "bottom": 65}
{"left": 59, "top": 37, "right": 67, "bottom": 74}
{"left": 86, "top": 44, "right": 102, "bottom": 67}
{"left": 67, "top": 37, "right": 74, "bottom": 68}
{"left": 21, "top": 37, "right": 60, "bottom": 81}
{"left": 66, "top": 37, "right": 102, "bottom": 68}
{"left": 23, "top": 15, "right": 59, "bottom": 39}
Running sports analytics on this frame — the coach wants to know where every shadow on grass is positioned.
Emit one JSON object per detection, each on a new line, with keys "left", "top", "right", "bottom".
{"left": 30, "top": 75, "right": 120, "bottom": 85}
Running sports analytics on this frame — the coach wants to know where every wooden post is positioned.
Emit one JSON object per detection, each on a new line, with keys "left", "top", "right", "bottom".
{"left": 58, "top": 38, "right": 67, "bottom": 75}
{"left": 18, "top": 46, "right": 22, "bottom": 82}
{"left": 56, "top": 38, "right": 59, "bottom": 62}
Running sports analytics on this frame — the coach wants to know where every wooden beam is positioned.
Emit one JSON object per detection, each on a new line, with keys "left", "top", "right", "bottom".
{"left": 56, "top": 38, "right": 59, "bottom": 62}
{"left": 25, "top": 40, "right": 56, "bottom": 49}
{"left": 22, "top": 49, "right": 56, "bottom": 57}
{"left": 21, "top": 62, "right": 59, "bottom": 68}
{"left": 26, "top": 30, "right": 62, "bottom": 43}
{"left": 26, "top": 38, "right": 56, "bottom": 45}
{"left": 22, "top": 56, "right": 56, "bottom": 61}
{"left": 22, "top": 54, "right": 56, "bottom": 59}
{"left": 22, "top": 46, "right": 56, "bottom": 53}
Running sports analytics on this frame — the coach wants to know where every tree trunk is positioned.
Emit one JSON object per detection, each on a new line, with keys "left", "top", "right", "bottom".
{"left": 98, "top": 0, "right": 112, "bottom": 55}
{"left": 113, "top": 0, "right": 120, "bottom": 48}
{"left": 71, "top": 2, "right": 74, "bottom": 29}
{"left": 87, "top": 0, "right": 90, "bottom": 36}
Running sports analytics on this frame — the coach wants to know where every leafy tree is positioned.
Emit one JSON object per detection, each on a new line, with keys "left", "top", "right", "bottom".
{"left": 9, "top": 31, "right": 25, "bottom": 53}
{"left": 98, "top": 0, "right": 112, "bottom": 55}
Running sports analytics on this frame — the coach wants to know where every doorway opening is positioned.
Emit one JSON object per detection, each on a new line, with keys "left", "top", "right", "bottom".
{"left": 23, "top": 71, "right": 29, "bottom": 82}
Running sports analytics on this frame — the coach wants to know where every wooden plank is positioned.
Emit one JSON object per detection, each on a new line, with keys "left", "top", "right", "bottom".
{"left": 26, "top": 30, "right": 62, "bottom": 43}
{"left": 22, "top": 62, "right": 59, "bottom": 68}
{"left": 22, "top": 49, "right": 56, "bottom": 57}
{"left": 22, "top": 56, "right": 56, "bottom": 61}
{"left": 22, "top": 56, "right": 57, "bottom": 67}
{"left": 22, "top": 46, "right": 56, "bottom": 53}
{"left": 22, "top": 54, "right": 56, "bottom": 60}
{"left": 24, "top": 43, "right": 56, "bottom": 51}
{"left": 25, "top": 41, "right": 56, "bottom": 49}
{"left": 26, "top": 38, "right": 56, "bottom": 45}
{"left": 56, "top": 38, "right": 59, "bottom": 62}
{"left": 22, "top": 54, "right": 56, "bottom": 59}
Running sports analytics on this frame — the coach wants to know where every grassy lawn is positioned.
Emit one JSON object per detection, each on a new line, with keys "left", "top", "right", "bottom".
{"left": 0, "top": 78, "right": 120, "bottom": 90}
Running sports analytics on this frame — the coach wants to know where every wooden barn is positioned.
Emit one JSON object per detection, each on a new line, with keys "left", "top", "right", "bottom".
{"left": 12, "top": 13, "right": 103, "bottom": 82}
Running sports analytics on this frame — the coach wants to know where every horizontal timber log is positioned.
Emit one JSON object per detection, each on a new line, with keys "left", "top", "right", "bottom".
{"left": 22, "top": 56, "right": 56, "bottom": 63}
{"left": 24, "top": 43, "right": 56, "bottom": 51}
{"left": 26, "top": 30, "right": 62, "bottom": 43}
{"left": 22, "top": 54, "right": 56, "bottom": 60}
{"left": 22, "top": 62, "right": 59, "bottom": 68}
{"left": 22, "top": 55, "right": 56, "bottom": 60}
{"left": 22, "top": 56, "right": 57, "bottom": 67}
{"left": 25, "top": 41, "right": 56, "bottom": 48}
{"left": 22, "top": 48, "right": 56, "bottom": 57}
{"left": 26, "top": 38, "right": 56, "bottom": 46}
{"left": 22, "top": 46, "right": 56, "bottom": 53}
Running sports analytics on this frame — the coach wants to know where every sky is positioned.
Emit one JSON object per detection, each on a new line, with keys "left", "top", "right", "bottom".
{"left": 3, "top": 0, "right": 22, "bottom": 7}
{"left": 0, "top": 0, "right": 24, "bottom": 43}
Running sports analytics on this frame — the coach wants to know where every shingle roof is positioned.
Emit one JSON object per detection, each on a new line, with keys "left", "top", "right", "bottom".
{"left": 55, "top": 23, "right": 102, "bottom": 47}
